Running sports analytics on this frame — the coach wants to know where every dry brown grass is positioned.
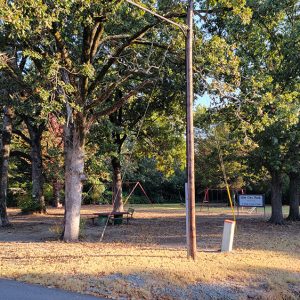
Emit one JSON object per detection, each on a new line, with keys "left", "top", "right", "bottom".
{"left": 0, "top": 205, "right": 299, "bottom": 299}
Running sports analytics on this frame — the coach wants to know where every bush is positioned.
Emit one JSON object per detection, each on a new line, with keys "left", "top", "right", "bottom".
{"left": 100, "top": 190, "right": 112, "bottom": 205}
{"left": 18, "top": 195, "right": 43, "bottom": 213}
{"left": 7, "top": 187, "right": 27, "bottom": 207}
{"left": 82, "top": 183, "right": 107, "bottom": 205}
{"left": 43, "top": 183, "right": 53, "bottom": 205}
{"left": 125, "top": 193, "right": 152, "bottom": 204}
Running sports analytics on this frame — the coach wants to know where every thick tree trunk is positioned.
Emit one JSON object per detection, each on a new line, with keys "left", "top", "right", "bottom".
{"left": 24, "top": 119, "right": 46, "bottom": 213}
{"left": 28, "top": 126, "right": 46, "bottom": 213}
{"left": 0, "top": 107, "right": 13, "bottom": 226}
{"left": 63, "top": 120, "right": 86, "bottom": 242}
{"left": 269, "top": 170, "right": 284, "bottom": 224}
{"left": 111, "top": 156, "right": 123, "bottom": 212}
{"left": 287, "top": 173, "right": 300, "bottom": 221}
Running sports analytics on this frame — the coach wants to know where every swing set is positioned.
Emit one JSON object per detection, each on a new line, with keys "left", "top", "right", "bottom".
{"left": 199, "top": 187, "right": 245, "bottom": 212}
{"left": 122, "top": 181, "right": 154, "bottom": 205}
{"left": 200, "top": 187, "right": 245, "bottom": 204}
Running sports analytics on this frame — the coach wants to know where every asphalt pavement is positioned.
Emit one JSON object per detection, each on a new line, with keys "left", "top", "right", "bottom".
{"left": 0, "top": 279, "right": 105, "bottom": 300}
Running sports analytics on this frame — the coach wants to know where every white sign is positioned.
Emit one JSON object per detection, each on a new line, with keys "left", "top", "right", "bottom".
{"left": 238, "top": 195, "right": 264, "bottom": 207}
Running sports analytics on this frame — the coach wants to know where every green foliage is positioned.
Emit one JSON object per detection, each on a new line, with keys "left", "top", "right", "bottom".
{"left": 91, "top": 184, "right": 106, "bottom": 203}
{"left": 2, "top": 0, "right": 298, "bottom": 220}
{"left": 7, "top": 187, "right": 26, "bottom": 207}
{"left": 124, "top": 158, "right": 186, "bottom": 203}
{"left": 43, "top": 183, "right": 53, "bottom": 205}
{"left": 17, "top": 195, "right": 42, "bottom": 214}
{"left": 124, "top": 193, "right": 148, "bottom": 204}
{"left": 82, "top": 183, "right": 107, "bottom": 205}
{"left": 194, "top": 106, "right": 247, "bottom": 189}
{"left": 133, "top": 112, "right": 186, "bottom": 177}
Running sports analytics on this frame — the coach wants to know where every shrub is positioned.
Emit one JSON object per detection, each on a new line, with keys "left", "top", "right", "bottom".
{"left": 7, "top": 187, "right": 27, "bottom": 207}
{"left": 18, "top": 195, "right": 43, "bottom": 213}
{"left": 43, "top": 183, "right": 53, "bottom": 205}
{"left": 82, "top": 183, "right": 107, "bottom": 205}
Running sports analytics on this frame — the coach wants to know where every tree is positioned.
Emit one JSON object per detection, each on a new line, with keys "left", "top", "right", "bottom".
{"left": 9, "top": 119, "right": 47, "bottom": 212}
{"left": 107, "top": 63, "right": 187, "bottom": 211}
{"left": 0, "top": 43, "right": 47, "bottom": 213}
{"left": 194, "top": 106, "right": 247, "bottom": 191}
{"left": 0, "top": 0, "right": 252, "bottom": 239}
{"left": 207, "top": 0, "right": 300, "bottom": 224}
{"left": 90, "top": 84, "right": 186, "bottom": 211}
{"left": 45, "top": 113, "right": 64, "bottom": 208}
{"left": 0, "top": 0, "right": 189, "bottom": 240}
{"left": 23, "top": 118, "right": 46, "bottom": 212}
{"left": 286, "top": 121, "right": 300, "bottom": 221}
{"left": 0, "top": 105, "right": 13, "bottom": 226}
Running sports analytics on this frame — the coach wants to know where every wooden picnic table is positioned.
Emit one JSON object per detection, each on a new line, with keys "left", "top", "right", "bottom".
{"left": 91, "top": 211, "right": 132, "bottom": 225}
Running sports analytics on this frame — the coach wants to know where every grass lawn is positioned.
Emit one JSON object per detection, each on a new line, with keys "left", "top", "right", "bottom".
{"left": 0, "top": 204, "right": 299, "bottom": 299}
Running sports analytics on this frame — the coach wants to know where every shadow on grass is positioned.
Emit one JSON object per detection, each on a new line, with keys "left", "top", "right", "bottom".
{"left": 1, "top": 211, "right": 300, "bottom": 257}
{"left": 5, "top": 265, "right": 300, "bottom": 300}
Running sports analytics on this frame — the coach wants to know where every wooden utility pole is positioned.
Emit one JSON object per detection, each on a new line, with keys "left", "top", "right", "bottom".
{"left": 125, "top": 0, "right": 197, "bottom": 259}
{"left": 186, "top": 0, "right": 197, "bottom": 260}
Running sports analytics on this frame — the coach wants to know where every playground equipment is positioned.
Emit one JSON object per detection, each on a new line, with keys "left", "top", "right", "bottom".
{"left": 199, "top": 187, "right": 245, "bottom": 207}
{"left": 123, "top": 181, "right": 153, "bottom": 205}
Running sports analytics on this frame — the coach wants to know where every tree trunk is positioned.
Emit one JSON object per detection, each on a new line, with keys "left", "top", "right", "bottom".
{"left": 0, "top": 106, "right": 13, "bottom": 226}
{"left": 63, "top": 119, "right": 86, "bottom": 242}
{"left": 28, "top": 126, "right": 46, "bottom": 213}
{"left": 269, "top": 170, "right": 284, "bottom": 224}
{"left": 111, "top": 156, "right": 123, "bottom": 212}
{"left": 52, "top": 179, "right": 62, "bottom": 208}
{"left": 287, "top": 173, "right": 300, "bottom": 221}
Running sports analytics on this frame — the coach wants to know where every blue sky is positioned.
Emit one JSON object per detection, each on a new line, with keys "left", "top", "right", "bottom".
{"left": 195, "top": 93, "right": 211, "bottom": 107}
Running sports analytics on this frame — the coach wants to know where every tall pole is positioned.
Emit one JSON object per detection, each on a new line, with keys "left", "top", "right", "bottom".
{"left": 186, "top": 0, "right": 196, "bottom": 260}
{"left": 124, "top": 0, "right": 197, "bottom": 259}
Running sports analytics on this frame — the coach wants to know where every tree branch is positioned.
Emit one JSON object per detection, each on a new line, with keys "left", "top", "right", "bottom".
{"left": 12, "top": 129, "right": 31, "bottom": 144}
{"left": 88, "top": 10, "right": 186, "bottom": 95}
{"left": 86, "top": 73, "right": 133, "bottom": 110}
{"left": 98, "top": 34, "right": 132, "bottom": 44}
{"left": 90, "top": 22, "right": 105, "bottom": 63}
{"left": 10, "top": 150, "right": 31, "bottom": 161}
{"left": 194, "top": 7, "right": 233, "bottom": 15}
{"left": 88, "top": 22, "right": 159, "bottom": 95}
{"left": 90, "top": 80, "right": 153, "bottom": 120}
{"left": 52, "top": 22, "right": 73, "bottom": 70}
{"left": 18, "top": 56, "right": 27, "bottom": 73}
{"left": 133, "top": 39, "right": 182, "bottom": 52}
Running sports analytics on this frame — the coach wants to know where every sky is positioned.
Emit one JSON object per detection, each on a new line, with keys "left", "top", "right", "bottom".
{"left": 195, "top": 92, "right": 211, "bottom": 107}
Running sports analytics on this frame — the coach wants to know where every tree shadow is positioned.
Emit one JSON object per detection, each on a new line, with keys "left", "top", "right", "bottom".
{"left": 4, "top": 265, "right": 300, "bottom": 300}
{"left": 1, "top": 208, "right": 299, "bottom": 258}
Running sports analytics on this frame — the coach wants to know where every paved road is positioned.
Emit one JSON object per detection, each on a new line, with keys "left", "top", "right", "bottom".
{"left": 0, "top": 279, "right": 104, "bottom": 300}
